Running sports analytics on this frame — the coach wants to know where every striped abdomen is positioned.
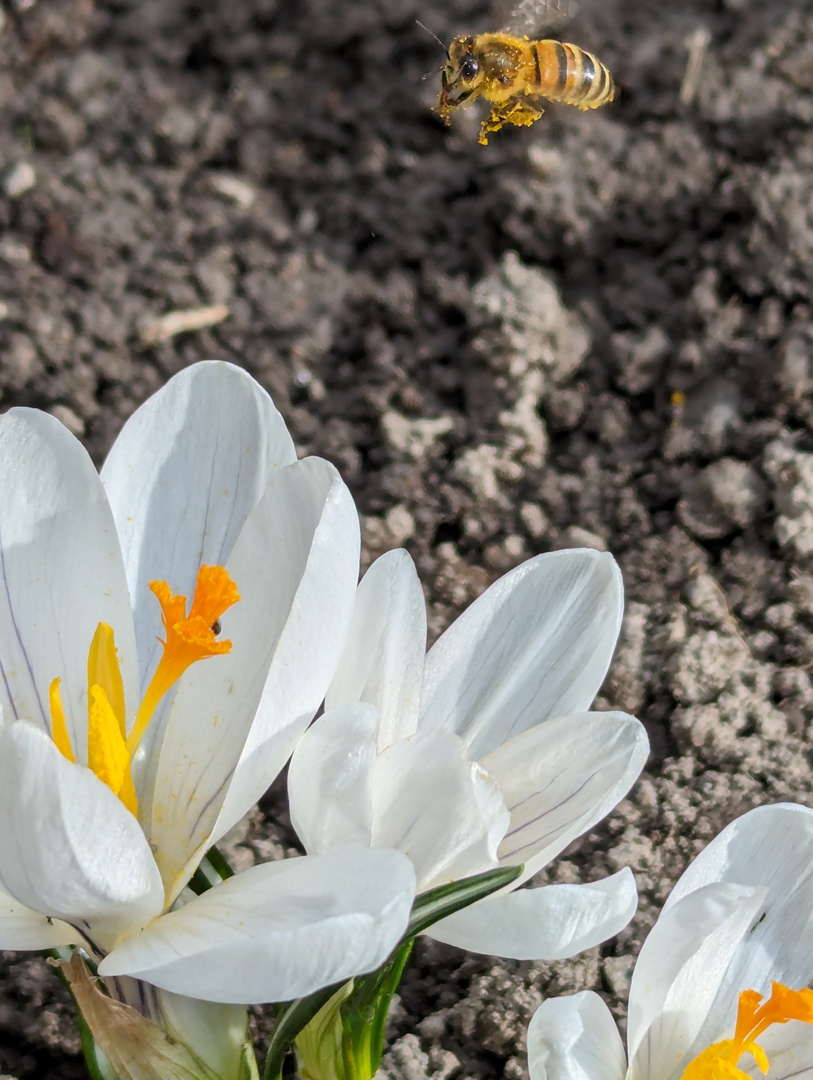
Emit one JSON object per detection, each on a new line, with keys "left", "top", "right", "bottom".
{"left": 532, "top": 40, "right": 615, "bottom": 109}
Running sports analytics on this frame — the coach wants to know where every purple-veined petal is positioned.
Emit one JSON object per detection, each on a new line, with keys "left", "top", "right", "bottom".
{"left": 418, "top": 549, "right": 624, "bottom": 759}
{"left": 483, "top": 711, "right": 648, "bottom": 885}
{"left": 101, "top": 361, "right": 296, "bottom": 698}
{"left": 99, "top": 849, "right": 416, "bottom": 1004}
{"left": 0, "top": 409, "right": 137, "bottom": 761}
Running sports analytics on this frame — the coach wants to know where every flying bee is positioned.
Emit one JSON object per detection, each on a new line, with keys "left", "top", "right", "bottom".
{"left": 432, "top": 0, "right": 615, "bottom": 144}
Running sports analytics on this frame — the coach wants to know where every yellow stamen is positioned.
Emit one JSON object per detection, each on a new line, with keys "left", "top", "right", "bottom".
{"left": 681, "top": 982, "right": 813, "bottom": 1080}
{"left": 49, "top": 678, "right": 75, "bottom": 762}
{"left": 46, "top": 565, "right": 238, "bottom": 819}
{"left": 87, "top": 685, "right": 137, "bottom": 816}
{"left": 87, "top": 622, "right": 126, "bottom": 740}
{"left": 126, "top": 565, "right": 240, "bottom": 756}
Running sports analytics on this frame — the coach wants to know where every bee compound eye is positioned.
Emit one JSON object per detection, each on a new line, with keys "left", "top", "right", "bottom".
{"left": 460, "top": 54, "right": 479, "bottom": 80}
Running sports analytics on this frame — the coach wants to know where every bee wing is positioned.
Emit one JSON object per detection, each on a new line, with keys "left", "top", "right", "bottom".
{"left": 495, "top": 0, "right": 580, "bottom": 36}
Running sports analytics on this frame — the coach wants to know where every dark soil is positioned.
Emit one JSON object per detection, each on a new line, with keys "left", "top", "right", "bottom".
{"left": 3, "top": 0, "right": 813, "bottom": 1076}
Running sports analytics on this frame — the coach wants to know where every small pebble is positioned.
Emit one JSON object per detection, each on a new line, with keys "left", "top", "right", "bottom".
{"left": 2, "top": 161, "right": 36, "bottom": 198}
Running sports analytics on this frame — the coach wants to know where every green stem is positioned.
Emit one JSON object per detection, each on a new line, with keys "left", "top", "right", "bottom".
{"left": 263, "top": 985, "right": 344, "bottom": 1080}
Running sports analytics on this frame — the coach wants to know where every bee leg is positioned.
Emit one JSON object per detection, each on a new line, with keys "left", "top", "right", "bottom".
{"left": 479, "top": 97, "right": 545, "bottom": 144}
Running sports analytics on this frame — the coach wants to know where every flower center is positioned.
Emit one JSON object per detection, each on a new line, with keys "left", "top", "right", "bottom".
{"left": 49, "top": 565, "right": 240, "bottom": 816}
{"left": 681, "top": 982, "right": 813, "bottom": 1080}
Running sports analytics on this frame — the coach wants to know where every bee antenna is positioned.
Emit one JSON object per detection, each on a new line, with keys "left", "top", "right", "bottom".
{"left": 416, "top": 19, "right": 447, "bottom": 50}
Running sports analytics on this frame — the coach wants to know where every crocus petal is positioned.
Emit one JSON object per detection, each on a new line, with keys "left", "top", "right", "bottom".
{"left": 141, "top": 458, "right": 360, "bottom": 903}
{"left": 288, "top": 704, "right": 378, "bottom": 856}
{"left": 0, "top": 409, "right": 138, "bottom": 757}
{"left": 0, "top": 882, "right": 77, "bottom": 949}
{"left": 156, "top": 989, "right": 249, "bottom": 1080}
{"left": 99, "top": 850, "right": 416, "bottom": 1004}
{"left": 426, "top": 869, "right": 638, "bottom": 960}
{"left": 663, "top": 803, "right": 813, "bottom": 997}
{"left": 326, "top": 549, "right": 427, "bottom": 748}
{"left": 527, "top": 991, "right": 626, "bottom": 1080}
{"left": 632, "top": 803, "right": 813, "bottom": 1080}
{"left": 0, "top": 723, "right": 164, "bottom": 948}
{"left": 101, "top": 361, "right": 297, "bottom": 695}
{"left": 483, "top": 712, "right": 648, "bottom": 885}
{"left": 212, "top": 459, "right": 360, "bottom": 840}
{"left": 750, "top": 1020, "right": 813, "bottom": 1080}
{"left": 418, "top": 549, "right": 624, "bottom": 759}
{"left": 627, "top": 881, "right": 765, "bottom": 1080}
{"left": 371, "top": 730, "right": 509, "bottom": 892}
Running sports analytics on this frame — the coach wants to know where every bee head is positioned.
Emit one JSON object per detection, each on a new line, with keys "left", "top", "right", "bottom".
{"left": 443, "top": 36, "right": 483, "bottom": 104}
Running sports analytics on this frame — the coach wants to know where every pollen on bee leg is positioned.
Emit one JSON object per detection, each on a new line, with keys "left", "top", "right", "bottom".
{"left": 127, "top": 565, "right": 240, "bottom": 756}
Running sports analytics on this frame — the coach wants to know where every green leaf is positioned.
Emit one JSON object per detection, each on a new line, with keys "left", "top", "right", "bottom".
{"left": 406, "top": 864, "right": 523, "bottom": 938}
{"left": 189, "top": 845, "right": 235, "bottom": 895}
{"left": 263, "top": 986, "right": 345, "bottom": 1080}
{"left": 238, "top": 1041, "right": 261, "bottom": 1080}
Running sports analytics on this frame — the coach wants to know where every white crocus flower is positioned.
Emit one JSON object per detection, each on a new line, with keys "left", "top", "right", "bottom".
{"left": 0, "top": 364, "right": 415, "bottom": 1074}
{"left": 526, "top": 803, "right": 813, "bottom": 1080}
{"left": 288, "top": 546, "right": 648, "bottom": 961}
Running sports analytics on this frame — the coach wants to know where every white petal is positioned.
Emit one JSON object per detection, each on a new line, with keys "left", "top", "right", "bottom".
{"left": 156, "top": 990, "right": 248, "bottom": 1080}
{"left": 483, "top": 712, "right": 648, "bottom": 884}
{"left": 631, "top": 803, "right": 813, "bottom": 1080}
{"left": 99, "top": 849, "right": 416, "bottom": 1004}
{"left": 213, "top": 459, "right": 360, "bottom": 839}
{"left": 0, "top": 723, "right": 164, "bottom": 948}
{"left": 663, "top": 803, "right": 813, "bottom": 993}
{"left": 288, "top": 704, "right": 378, "bottom": 856}
{"left": 141, "top": 458, "right": 360, "bottom": 903}
{"left": 326, "top": 549, "right": 427, "bottom": 748}
{"left": 527, "top": 992, "right": 626, "bottom": 1080}
{"left": 418, "top": 550, "right": 625, "bottom": 759}
{"left": 627, "top": 881, "right": 765, "bottom": 1080}
{"left": 371, "top": 730, "right": 509, "bottom": 892}
{"left": 750, "top": 1021, "right": 813, "bottom": 1080}
{"left": 0, "top": 409, "right": 137, "bottom": 760}
{"left": 426, "top": 869, "right": 637, "bottom": 960}
{"left": 0, "top": 882, "right": 77, "bottom": 949}
{"left": 101, "top": 361, "right": 296, "bottom": 696}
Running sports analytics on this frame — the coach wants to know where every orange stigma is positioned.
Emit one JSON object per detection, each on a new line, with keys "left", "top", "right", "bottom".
{"left": 127, "top": 565, "right": 240, "bottom": 755}
{"left": 681, "top": 982, "right": 813, "bottom": 1080}
{"left": 49, "top": 565, "right": 240, "bottom": 816}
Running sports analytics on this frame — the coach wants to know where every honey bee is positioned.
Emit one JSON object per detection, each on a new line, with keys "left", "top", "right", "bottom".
{"left": 433, "top": 0, "right": 615, "bottom": 144}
